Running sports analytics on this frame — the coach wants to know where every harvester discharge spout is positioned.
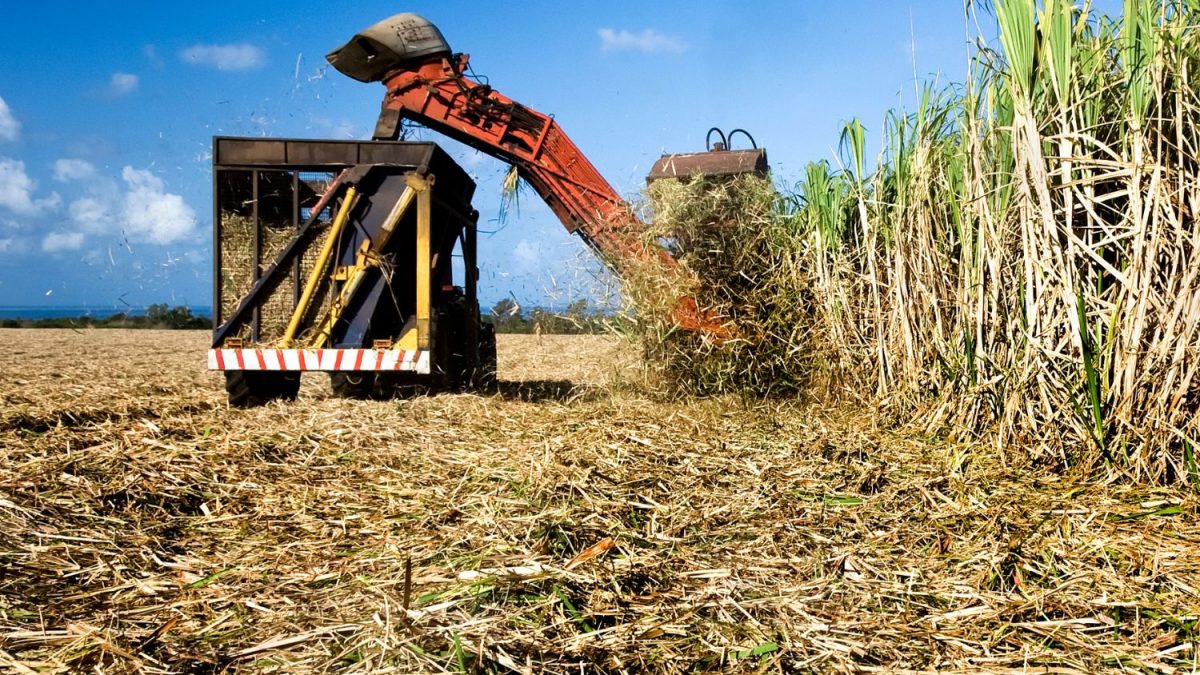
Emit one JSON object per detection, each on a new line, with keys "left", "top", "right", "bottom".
{"left": 326, "top": 13, "right": 452, "bottom": 83}
{"left": 328, "top": 13, "right": 768, "bottom": 339}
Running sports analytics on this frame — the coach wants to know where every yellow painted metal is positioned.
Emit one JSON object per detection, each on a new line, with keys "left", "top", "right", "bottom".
{"left": 280, "top": 186, "right": 358, "bottom": 347}
{"left": 395, "top": 326, "right": 419, "bottom": 351}
{"left": 414, "top": 178, "right": 432, "bottom": 351}
{"left": 392, "top": 174, "right": 435, "bottom": 353}
{"left": 308, "top": 179, "right": 423, "bottom": 349}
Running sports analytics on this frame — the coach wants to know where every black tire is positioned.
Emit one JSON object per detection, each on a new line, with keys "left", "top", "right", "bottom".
{"left": 473, "top": 322, "right": 498, "bottom": 391}
{"left": 226, "top": 371, "right": 300, "bottom": 408}
{"left": 436, "top": 293, "right": 473, "bottom": 391}
{"left": 442, "top": 323, "right": 497, "bottom": 392}
{"left": 331, "top": 372, "right": 428, "bottom": 399}
{"left": 331, "top": 372, "right": 380, "bottom": 399}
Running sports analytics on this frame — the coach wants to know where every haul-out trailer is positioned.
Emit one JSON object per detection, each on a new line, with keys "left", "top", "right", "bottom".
{"left": 210, "top": 13, "right": 767, "bottom": 406}
{"left": 210, "top": 138, "right": 491, "bottom": 405}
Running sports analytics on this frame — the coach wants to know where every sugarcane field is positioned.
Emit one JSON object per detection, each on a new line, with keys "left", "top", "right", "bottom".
{"left": 3, "top": 1, "right": 1200, "bottom": 673}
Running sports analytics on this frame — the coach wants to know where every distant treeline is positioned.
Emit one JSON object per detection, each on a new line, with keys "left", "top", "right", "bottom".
{"left": 1, "top": 300, "right": 618, "bottom": 334}
{"left": 0, "top": 304, "right": 210, "bottom": 330}
{"left": 488, "top": 299, "right": 614, "bottom": 335}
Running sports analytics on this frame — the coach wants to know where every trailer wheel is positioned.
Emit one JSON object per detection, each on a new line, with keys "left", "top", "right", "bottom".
{"left": 330, "top": 372, "right": 372, "bottom": 399}
{"left": 225, "top": 371, "right": 301, "bottom": 408}
{"left": 473, "top": 322, "right": 498, "bottom": 391}
{"left": 331, "top": 372, "right": 429, "bottom": 399}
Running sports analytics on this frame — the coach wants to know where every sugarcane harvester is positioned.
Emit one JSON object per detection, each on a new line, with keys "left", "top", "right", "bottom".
{"left": 209, "top": 12, "right": 767, "bottom": 406}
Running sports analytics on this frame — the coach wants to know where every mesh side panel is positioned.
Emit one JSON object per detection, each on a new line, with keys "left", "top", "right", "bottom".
{"left": 257, "top": 224, "right": 295, "bottom": 343}
{"left": 219, "top": 213, "right": 255, "bottom": 340}
{"left": 295, "top": 220, "right": 333, "bottom": 345}
{"left": 254, "top": 171, "right": 300, "bottom": 344}
{"left": 216, "top": 168, "right": 348, "bottom": 346}
{"left": 285, "top": 173, "right": 338, "bottom": 346}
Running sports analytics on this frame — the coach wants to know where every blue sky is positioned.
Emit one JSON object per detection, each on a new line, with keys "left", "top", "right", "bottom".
{"left": 0, "top": 1, "right": 1118, "bottom": 313}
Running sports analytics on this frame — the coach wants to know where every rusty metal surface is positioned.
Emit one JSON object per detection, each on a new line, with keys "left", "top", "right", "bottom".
{"left": 326, "top": 13, "right": 452, "bottom": 83}
{"left": 214, "top": 137, "right": 429, "bottom": 169}
{"left": 646, "top": 148, "right": 769, "bottom": 182}
{"left": 329, "top": 12, "right": 740, "bottom": 337}
{"left": 212, "top": 137, "right": 476, "bottom": 204}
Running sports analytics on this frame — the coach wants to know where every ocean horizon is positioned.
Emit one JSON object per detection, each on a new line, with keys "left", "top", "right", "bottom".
{"left": 0, "top": 305, "right": 214, "bottom": 320}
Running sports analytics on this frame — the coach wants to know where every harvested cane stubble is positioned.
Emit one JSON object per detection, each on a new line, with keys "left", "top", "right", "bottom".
{"left": 1, "top": 329, "right": 1197, "bottom": 673}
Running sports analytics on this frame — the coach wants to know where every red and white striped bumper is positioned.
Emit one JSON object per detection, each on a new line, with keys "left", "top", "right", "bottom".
{"left": 208, "top": 348, "right": 430, "bottom": 374}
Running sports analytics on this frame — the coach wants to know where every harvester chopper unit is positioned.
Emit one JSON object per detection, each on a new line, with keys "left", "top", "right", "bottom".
{"left": 209, "top": 12, "right": 769, "bottom": 406}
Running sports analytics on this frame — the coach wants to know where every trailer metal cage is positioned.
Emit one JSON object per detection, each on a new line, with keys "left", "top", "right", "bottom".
{"left": 209, "top": 137, "right": 489, "bottom": 405}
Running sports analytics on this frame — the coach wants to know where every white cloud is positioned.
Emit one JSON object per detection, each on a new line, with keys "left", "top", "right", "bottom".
{"left": 0, "top": 237, "right": 15, "bottom": 253}
{"left": 0, "top": 157, "right": 60, "bottom": 215}
{"left": 80, "top": 248, "right": 104, "bottom": 265}
{"left": 143, "top": 44, "right": 165, "bottom": 69}
{"left": 513, "top": 240, "right": 540, "bottom": 272}
{"left": 53, "top": 162, "right": 118, "bottom": 241}
{"left": 69, "top": 196, "right": 112, "bottom": 233}
{"left": 1, "top": 160, "right": 197, "bottom": 251}
{"left": 0, "top": 158, "right": 35, "bottom": 212}
{"left": 106, "top": 72, "right": 139, "bottom": 97}
{"left": 597, "top": 28, "right": 686, "bottom": 54}
{"left": 180, "top": 43, "right": 265, "bottom": 71}
{"left": 53, "top": 158, "right": 97, "bottom": 182}
{"left": 0, "top": 96, "right": 20, "bottom": 142}
{"left": 119, "top": 166, "right": 197, "bottom": 244}
{"left": 42, "top": 231, "right": 85, "bottom": 252}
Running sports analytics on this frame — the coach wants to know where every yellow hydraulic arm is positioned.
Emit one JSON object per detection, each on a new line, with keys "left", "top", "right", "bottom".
{"left": 306, "top": 173, "right": 432, "bottom": 350}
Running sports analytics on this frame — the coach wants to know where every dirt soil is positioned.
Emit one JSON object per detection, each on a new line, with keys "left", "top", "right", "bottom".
{"left": 1, "top": 329, "right": 1197, "bottom": 674}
